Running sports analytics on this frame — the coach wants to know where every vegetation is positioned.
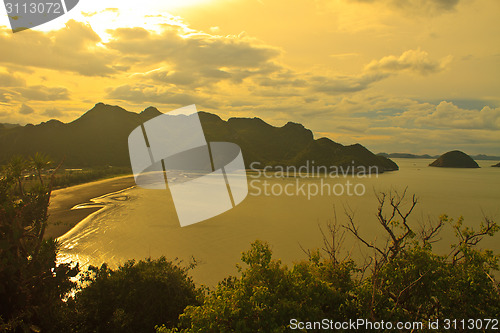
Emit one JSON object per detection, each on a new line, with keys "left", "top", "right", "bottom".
{"left": 49, "top": 166, "right": 131, "bottom": 189}
{"left": 1, "top": 155, "right": 498, "bottom": 332}
{"left": 1, "top": 155, "right": 130, "bottom": 192}
{"left": 159, "top": 190, "right": 500, "bottom": 332}
{"left": 65, "top": 258, "right": 200, "bottom": 333}
{"left": 0, "top": 154, "right": 78, "bottom": 332}
{"left": 0, "top": 155, "right": 199, "bottom": 332}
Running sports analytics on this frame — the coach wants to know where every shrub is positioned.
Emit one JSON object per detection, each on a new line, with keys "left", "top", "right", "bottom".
{"left": 70, "top": 257, "right": 201, "bottom": 333}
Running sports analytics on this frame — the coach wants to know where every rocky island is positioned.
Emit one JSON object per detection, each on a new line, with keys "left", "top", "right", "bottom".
{"left": 429, "top": 150, "right": 480, "bottom": 168}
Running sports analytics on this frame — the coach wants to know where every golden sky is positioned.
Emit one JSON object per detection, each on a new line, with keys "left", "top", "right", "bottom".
{"left": 0, "top": 0, "right": 499, "bottom": 154}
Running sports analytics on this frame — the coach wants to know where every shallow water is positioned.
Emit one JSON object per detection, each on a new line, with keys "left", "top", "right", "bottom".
{"left": 57, "top": 159, "right": 500, "bottom": 286}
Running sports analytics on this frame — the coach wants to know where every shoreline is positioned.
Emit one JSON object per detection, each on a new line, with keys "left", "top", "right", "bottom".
{"left": 45, "top": 175, "right": 136, "bottom": 240}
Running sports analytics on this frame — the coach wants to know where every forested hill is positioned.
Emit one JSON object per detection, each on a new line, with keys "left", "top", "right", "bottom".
{"left": 0, "top": 103, "right": 398, "bottom": 171}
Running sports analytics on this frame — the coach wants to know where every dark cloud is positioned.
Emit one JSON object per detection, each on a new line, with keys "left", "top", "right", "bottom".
{"left": 106, "top": 27, "right": 280, "bottom": 68}
{"left": 18, "top": 104, "right": 34, "bottom": 114}
{"left": 311, "top": 72, "right": 389, "bottom": 94}
{"left": 348, "top": 0, "right": 461, "bottom": 14}
{"left": 394, "top": 0, "right": 460, "bottom": 12}
{"left": 0, "top": 20, "right": 117, "bottom": 76}
{"left": 256, "top": 71, "right": 307, "bottom": 88}
{"left": 106, "top": 84, "right": 214, "bottom": 107}
{"left": 0, "top": 72, "right": 25, "bottom": 87}
{"left": 0, "top": 91, "right": 11, "bottom": 103}
{"left": 106, "top": 26, "right": 282, "bottom": 87}
{"left": 18, "top": 85, "right": 69, "bottom": 101}
{"left": 43, "top": 108, "right": 63, "bottom": 117}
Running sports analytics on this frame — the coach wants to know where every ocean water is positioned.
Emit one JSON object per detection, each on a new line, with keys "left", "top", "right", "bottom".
{"left": 57, "top": 159, "right": 500, "bottom": 286}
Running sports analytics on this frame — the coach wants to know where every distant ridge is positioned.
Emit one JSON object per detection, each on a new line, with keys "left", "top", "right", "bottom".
{"left": 0, "top": 103, "right": 398, "bottom": 172}
{"left": 378, "top": 152, "right": 437, "bottom": 159}
{"left": 0, "top": 123, "right": 20, "bottom": 129}
{"left": 379, "top": 152, "right": 500, "bottom": 161}
{"left": 429, "top": 150, "right": 479, "bottom": 168}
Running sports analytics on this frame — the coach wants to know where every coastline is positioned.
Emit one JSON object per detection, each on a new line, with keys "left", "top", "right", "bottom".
{"left": 45, "top": 175, "right": 136, "bottom": 240}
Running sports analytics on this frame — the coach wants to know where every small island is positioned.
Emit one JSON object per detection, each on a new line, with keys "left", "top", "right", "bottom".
{"left": 492, "top": 162, "right": 500, "bottom": 167}
{"left": 429, "top": 150, "right": 480, "bottom": 168}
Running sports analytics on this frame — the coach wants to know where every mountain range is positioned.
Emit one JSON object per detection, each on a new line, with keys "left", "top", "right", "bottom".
{"left": 0, "top": 103, "right": 398, "bottom": 172}
{"left": 378, "top": 152, "right": 500, "bottom": 161}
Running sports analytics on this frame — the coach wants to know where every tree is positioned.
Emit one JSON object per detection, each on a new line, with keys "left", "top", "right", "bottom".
{"left": 69, "top": 257, "right": 201, "bottom": 333}
{"left": 5, "top": 155, "right": 28, "bottom": 196}
{"left": 159, "top": 240, "right": 358, "bottom": 333}
{"left": 30, "top": 153, "right": 52, "bottom": 185}
{"left": 343, "top": 189, "right": 500, "bottom": 325}
{"left": 160, "top": 189, "right": 499, "bottom": 332}
{"left": 0, "top": 155, "right": 77, "bottom": 332}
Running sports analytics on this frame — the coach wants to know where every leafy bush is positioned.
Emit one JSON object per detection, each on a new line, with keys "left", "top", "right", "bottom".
{"left": 0, "top": 155, "right": 78, "bottom": 332}
{"left": 156, "top": 241, "right": 356, "bottom": 333}
{"left": 160, "top": 191, "right": 499, "bottom": 332}
{"left": 69, "top": 258, "right": 201, "bottom": 333}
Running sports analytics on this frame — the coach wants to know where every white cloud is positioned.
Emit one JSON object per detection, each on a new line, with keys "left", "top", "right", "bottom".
{"left": 0, "top": 20, "right": 117, "bottom": 76}
{"left": 365, "top": 49, "right": 452, "bottom": 75}
{"left": 414, "top": 101, "right": 500, "bottom": 130}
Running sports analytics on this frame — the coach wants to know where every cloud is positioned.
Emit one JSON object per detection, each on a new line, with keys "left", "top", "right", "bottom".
{"left": 106, "top": 27, "right": 280, "bottom": 68}
{"left": 365, "top": 49, "right": 452, "bottom": 75}
{"left": 311, "top": 72, "right": 389, "bottom": 94}
{"left": 393, "top": 0, "right": 460, "bottom": 13}
{"left": 253, "top": 49, "right": 448, "bottom": 98}
{"left": 18, "top": 85, "right": 70, "bottom": 101}
{"left": 347, "top": 0, "right": 461, "bottom": 14}
{"left": 106, "top": 84, "right": 214, "bottom": 107}
{"left": 414, "top": 102, "right": 500, "bottom": 130}
{"left": 18, "top": 104, "right": 34, "bottom": 115}
{"left": 0, "top": 20, "right": 117, "bottom": 76}
{"left": 0, "top": 71, "right": 25, "bottom": 87}
{"left": 43, "top": 108, "right": 63, "bottom": 117}
{"left": 105, "top": 26, "right": 282, "bottom": 87}
{"left": 388, "top": 100, "right": 500, "bottom": 131}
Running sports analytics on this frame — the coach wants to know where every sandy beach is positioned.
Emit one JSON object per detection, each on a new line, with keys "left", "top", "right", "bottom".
{"left": 45, "top": 175, "right": 136, "bottom": 240}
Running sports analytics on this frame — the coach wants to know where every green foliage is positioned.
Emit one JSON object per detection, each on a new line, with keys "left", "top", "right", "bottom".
{"left": 159, "top": 241, "right": 356, "bottom": 332}
{"left": 160, "top": 192, "right": 499, "bottom": 333}
{"left": 1, "top": 163, "right": 498, "bottom": 333}
{"left": 68, "top": 257, "right": 201, "bottom": 333}
{"left": 0, "top": 155, "right": 78, "bottom": 332}
{"left": 50, "top": 166, "right": 131, "bottom": 189}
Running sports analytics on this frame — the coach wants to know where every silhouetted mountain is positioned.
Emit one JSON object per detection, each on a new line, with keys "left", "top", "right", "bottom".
{"left": 378, "top": 152, "right": 436, "bottom": 159}
{"left": 429, "top": 151, "right": 479, "bottom": 168}
{"left": 379, "top": 152, "right": 500, "bottom": 161}
{"left": 0, "top": 123, "right": 20, "bottom": 129}
{"left": 0, "top": 103, "right": 398, "bottom": 172}
{"left": 472, "top": 154, "right": 500, "bottom": 161}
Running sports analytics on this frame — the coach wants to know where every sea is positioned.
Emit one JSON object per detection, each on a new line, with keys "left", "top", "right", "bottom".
{"left": 57, "top": 159, "right": 500, "bottom": 286}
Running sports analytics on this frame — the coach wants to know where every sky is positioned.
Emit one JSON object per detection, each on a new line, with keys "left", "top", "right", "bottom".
{"left": 0, "top": 0, "right": 499, "bottom": 155}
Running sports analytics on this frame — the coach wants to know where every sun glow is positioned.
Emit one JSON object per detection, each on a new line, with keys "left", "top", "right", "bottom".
{"left": 0, "top": 0, "right": 214, "bottom": 35}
